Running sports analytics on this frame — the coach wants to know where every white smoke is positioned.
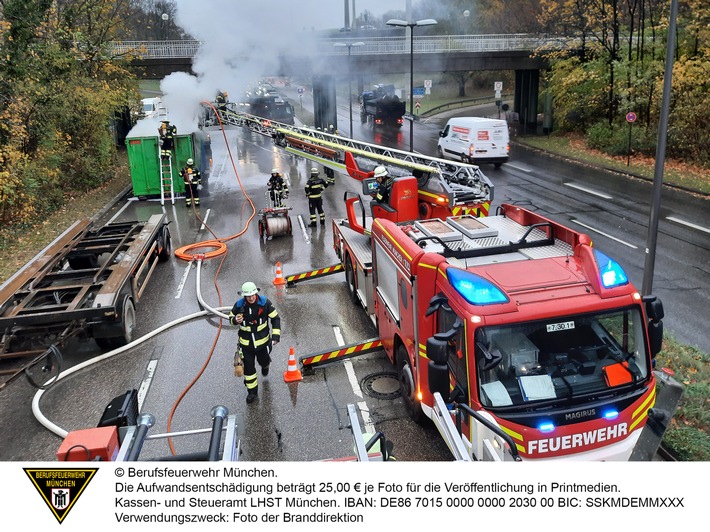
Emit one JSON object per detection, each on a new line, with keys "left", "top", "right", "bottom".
{"left": 128, "top": 0, "right": 407, "bottom": 138}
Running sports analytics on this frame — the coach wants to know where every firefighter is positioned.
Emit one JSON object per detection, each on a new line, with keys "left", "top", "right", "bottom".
{"left": 304, "top": 167, "right": 328, "bottom": 227}
{"left": 372, "top": 166, "right": 394, "bottom": 204}
{"left": 180, "top": 158, "right": 202, "bottom": 208}
{"left": 324, "top": 167, "right": 335, "bottom": 186}
{"left": 216, "top": 90, "right": 228, "bottom": 113}
{"left": 158, "top": 120, "right": 177, "bottom": 160}
{"left": 229, "top": 282, "right": 281, "bottom": 404}
{"left": 267, "top": 168, "right": 289, "bottom": 207}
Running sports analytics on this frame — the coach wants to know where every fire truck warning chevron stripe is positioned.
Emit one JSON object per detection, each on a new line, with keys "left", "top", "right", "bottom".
{"left": 300, "top": 339, "right": 384, "bottom": 369}
{"left": 285, "top": 263, "right": 344, "bottom": 286}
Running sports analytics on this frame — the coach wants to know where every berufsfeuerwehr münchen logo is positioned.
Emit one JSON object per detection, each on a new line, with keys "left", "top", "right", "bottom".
{"left": 24, "top": 468, "right": 98, "bottom": 524}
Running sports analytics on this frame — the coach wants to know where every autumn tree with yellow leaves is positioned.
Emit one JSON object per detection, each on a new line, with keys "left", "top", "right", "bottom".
{"left": 538, "top": 0, "right": 710, "bottom": 164}
{"left": 0, "top": 0, "right": 141, "bottom": 227}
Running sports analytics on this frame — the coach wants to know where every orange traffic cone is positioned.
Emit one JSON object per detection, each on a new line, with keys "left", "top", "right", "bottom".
{"left": 273, "top": 261, "right": 287, "bottom": 286}
{"left": 283, "top": 346, "right": 302, "bottom": 383}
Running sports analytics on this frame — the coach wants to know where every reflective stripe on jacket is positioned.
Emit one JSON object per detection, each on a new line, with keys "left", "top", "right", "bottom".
{"left": 228, "top": 295, "right": 281, "bottom": 349}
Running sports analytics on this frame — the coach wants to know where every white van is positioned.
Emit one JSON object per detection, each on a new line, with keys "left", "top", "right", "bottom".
{"left": 437, "top": 117, "right": 510, "bottom": 167}
{"left": 141, "top": 97, "right": 162, "bottom": 119}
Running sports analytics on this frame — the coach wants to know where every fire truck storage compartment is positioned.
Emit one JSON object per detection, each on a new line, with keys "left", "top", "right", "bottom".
{"left": 339, "top": 224, "right": 375, "bottom": 317}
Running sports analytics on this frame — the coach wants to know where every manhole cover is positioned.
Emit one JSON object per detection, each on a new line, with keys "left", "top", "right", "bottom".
{"left": 361, "top": 371, "right": 400, "bottom": 400}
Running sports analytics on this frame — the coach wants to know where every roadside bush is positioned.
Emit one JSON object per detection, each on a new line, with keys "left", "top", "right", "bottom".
{"left": 586, "top": 121, "right": 658, "bottom": 158}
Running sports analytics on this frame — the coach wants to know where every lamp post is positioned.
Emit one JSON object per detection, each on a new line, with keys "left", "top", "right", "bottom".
{"left": 333, "top": 41, "right": 364, "bottom": 138}
{"left": 386, "top": 18, "right": 437, "bottom": 152}
{"left": 161, "top": 13, "right": 169, "bottom": 41}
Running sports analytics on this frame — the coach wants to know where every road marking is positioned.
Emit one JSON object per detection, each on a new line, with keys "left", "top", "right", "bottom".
{"left": 334, "top": 325, "right": 375, "bottom": 433}
{"left": 571, "top": 219, "right": 638, "bottom": 248}
{"left": 667, "top": 216, "right": 710, "bottom": 235}
{"left": 298, "top": 214, "right": 311, "bottom": 243}
{"left": 175, "top": 261, "right": 192, "bottom": 298}
{"left": 137, "top": 359, "right": 158, "bottom": 411}
{"left": 564, "top": 182, "right": 613, "bottom": 199}
{"left": 507, "top": 163, "right": 532, "bottom": 173}
{"left": 200, "top": 208, "right": 211, "bottom": 231}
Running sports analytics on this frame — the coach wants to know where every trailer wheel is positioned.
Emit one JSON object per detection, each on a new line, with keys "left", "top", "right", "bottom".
{"left": 345, "top": 254, "right": 358, "bottom": 303}
{"left": 258, "top": 219, "right": 265, "bottom": 239}
{"left": 287, "top": 216, "right": 293, "bottom": 235}
{"left": 158, "top": 227, "right": 172, "bottom": 262}
{"left": 95, "top": 297, "right": 136, "bottom": 350}
{"left": 397, "top": 344, "right": 423, "bottom": 423}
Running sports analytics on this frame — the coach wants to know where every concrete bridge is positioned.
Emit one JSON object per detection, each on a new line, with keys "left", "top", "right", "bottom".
{"left": 119, "top": 34, "right": 573, "bottom": 129}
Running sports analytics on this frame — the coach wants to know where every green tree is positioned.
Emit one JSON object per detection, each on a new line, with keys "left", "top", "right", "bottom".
{"left": 0, "top": 0, "right": 140, "bottom": 226}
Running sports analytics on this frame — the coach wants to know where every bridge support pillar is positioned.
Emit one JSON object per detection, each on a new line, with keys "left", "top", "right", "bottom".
{"left": 514, "top": 69, "right": 539, "bottom": 134}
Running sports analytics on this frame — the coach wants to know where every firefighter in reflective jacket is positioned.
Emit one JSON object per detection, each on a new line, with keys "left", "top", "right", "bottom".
{"left": 229, "top": 282, "right": 281, "bottom": 404}
{"left": 267, "top": 168, "right": 289, "bottom": 207}
{"left": 180, "top": 158, "right": 202, "bottom": 208}
{"left": 158, "top": 120, "right": 177, "bottom": 159}
{"left": 216, "top": 91, "right": 228, "bottom": 113}
{"left": 304, "top": 167, "right": 328, "bottom": 227}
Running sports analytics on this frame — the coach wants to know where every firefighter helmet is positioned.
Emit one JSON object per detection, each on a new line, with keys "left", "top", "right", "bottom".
{"left": 310, "top": 168, "right": 319, "bottom": 176}
{"left": 271, "top": 168, "right": 279, "bottom": 175}
{"left": 240, "top": 282, "right": 259, "bottom": 297}
{"left": 374, "top": 166, "right": 388, "bottom": 179}
{"left": 187, "top": 158, "right": 194, "bottom": 166}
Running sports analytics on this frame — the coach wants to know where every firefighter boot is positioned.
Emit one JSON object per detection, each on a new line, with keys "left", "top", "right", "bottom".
{"left": 246, "top": 387, "right": 258, "bottom": 404}
{"left": 261, "top": 364, "right": 270, "bottom": 377}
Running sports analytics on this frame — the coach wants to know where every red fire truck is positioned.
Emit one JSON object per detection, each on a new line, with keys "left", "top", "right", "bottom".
{"left": 327, "top": 184, "right": 666, "bottom": 461}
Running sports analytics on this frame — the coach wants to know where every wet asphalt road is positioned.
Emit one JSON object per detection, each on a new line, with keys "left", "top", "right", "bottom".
{"left": 0, "top": 89, "right": 707, "bottom": 463}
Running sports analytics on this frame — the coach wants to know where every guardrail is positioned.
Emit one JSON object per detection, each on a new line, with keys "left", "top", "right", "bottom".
{"left": 112, "top": 34, "right": 574, "bottom": 60}
{"left": 420, "top": 93, "right": 514, "bottom": 118}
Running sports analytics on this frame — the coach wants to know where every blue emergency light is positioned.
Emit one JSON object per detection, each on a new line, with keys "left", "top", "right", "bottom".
{"left": 602, "top": 409, "right": 619, "bottom": 420}
{"left": 594, "top": 249, "right": 629, "bottom": 288}
{"left": 537, "top": 421, "right": 555, "bottom": 433}
{"left": 447, "top": 268, "right": 508, "bottom": 305}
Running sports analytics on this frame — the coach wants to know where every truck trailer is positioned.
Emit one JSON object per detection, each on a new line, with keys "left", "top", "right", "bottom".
{"left": 360, "top": 84, "right": 406, "bottom": 129}
{"left": 327, "top": 187, "right": 667, "bottom": 461}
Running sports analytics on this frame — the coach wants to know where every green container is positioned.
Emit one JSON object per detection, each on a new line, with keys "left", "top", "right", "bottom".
{"left": 126, "top": 134, "right": 194, "bottom": 198}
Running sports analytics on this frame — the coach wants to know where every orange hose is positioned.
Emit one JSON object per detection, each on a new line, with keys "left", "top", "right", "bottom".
{"left": 166, "top": 101, "right": 258, "bottom": 455}
{"left": 174, "top": 240, "right": 227, "bottom": 260}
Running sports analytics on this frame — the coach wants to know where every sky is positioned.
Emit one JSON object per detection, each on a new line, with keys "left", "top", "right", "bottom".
{"left": 128, "top": 0, "right": 412, "bottom": 137}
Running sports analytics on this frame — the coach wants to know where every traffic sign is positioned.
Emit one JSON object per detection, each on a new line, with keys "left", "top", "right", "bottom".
{"left": 415, "top": 101, "right": 421, "bottom": 109}
{"left": 494, "top": 81, "right": 503, "bottom": 91}
{"left": 297, "top": 86, "right": 304, "bottom": 94}
{"left": 424, "top": 79, "right": 432, "bottom": 89}
{"left": 412, "top": 87, "right": 425, "bottom": 97}
{"left": 626, "top": 112, "right": 637, "bottom": 123}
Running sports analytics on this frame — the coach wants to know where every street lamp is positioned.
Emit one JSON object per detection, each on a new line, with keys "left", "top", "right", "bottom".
{"left": 386, "top": 18, "right": 437, "bottom": 152}
{"left": 333, "top": 41, "right": 365, "bottom": 138}
{"left": 161, "top": 13, "right": 169, "bottom": 41}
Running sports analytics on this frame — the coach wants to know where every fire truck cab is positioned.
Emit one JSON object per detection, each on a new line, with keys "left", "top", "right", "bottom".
{"left": 333, "top": 202, "right": 665, "bottom": 461}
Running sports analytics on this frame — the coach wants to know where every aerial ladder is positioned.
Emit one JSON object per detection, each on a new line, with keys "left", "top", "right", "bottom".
{"left": 213, "top": 105, "right": 494, "bottom": 219}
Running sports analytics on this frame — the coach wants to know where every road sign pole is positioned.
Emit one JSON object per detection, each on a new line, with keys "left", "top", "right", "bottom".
{"left": 627, "top": 121, "right": 633, "bottom": 167}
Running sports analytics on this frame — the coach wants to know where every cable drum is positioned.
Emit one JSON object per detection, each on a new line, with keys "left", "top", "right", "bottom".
{"left": 265, "top": 216, "right": 290, "bottom": 237}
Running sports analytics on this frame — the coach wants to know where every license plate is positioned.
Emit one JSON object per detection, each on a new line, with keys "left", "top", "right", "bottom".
{"left": 547, "top": 321, "right": 575, "bottom": 332}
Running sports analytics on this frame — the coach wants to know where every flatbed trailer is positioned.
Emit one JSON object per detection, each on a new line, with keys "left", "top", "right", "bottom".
{"left": 0, "top": 214, "right": 171, "bottom": 387}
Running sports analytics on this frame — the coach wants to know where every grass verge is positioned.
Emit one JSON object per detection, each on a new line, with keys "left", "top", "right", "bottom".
{"left": 517, "top": 133, "right": 710, "bottom": 195}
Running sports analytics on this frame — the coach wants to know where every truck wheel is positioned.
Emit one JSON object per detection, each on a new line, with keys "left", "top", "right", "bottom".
{"left": 494, "top": 162, "right": 503, "bottom": 168}
{"left": 95, "top": 297, "right": 136, "bottom": 350}
{"left": 158, "top": 227, "right": 172, "bottom": 262}
{"left": 437, "top": 146, "right": 444, "bottom": 158}
{"left": 345, "top": 255, "right": 358, "bottom": 303}
{"left": 397, "top": 344, "right": 423, "bottom": 423}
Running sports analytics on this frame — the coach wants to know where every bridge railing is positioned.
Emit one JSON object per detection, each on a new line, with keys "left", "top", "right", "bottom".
{"left": 113, "top": 34, "right": 574, "bottom": 60}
